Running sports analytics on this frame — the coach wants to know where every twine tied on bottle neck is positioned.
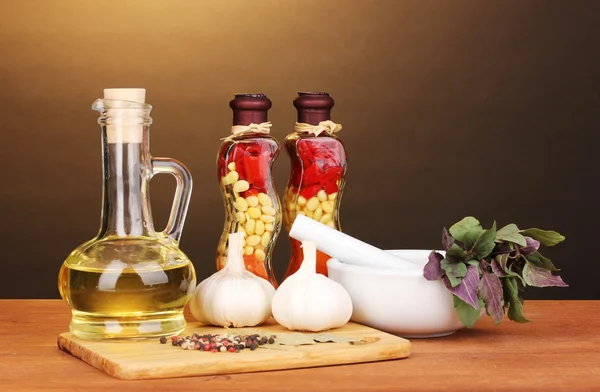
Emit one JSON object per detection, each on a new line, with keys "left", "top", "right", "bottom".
{"left": 294, "top": 120, "right": 342, "bottom": 136}
{"left": 231, "top": 122, "right": 272, "bottom": 136}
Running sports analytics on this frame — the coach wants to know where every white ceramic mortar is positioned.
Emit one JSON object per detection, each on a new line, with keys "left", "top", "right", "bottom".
{"left": 327, "top": 249, "right": 475, "bottom": 338}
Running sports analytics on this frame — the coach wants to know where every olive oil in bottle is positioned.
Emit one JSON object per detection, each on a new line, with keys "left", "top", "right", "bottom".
{"left": 58, "top": 89, "right": 196, "bottom": 340}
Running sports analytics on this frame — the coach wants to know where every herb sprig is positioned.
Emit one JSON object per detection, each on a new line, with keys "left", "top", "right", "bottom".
{"left": 423, "top": 217, "right": 567, "bottom": 327}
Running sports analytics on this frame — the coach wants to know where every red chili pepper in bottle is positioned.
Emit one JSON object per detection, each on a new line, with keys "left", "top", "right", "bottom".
{"left": 216, "top": 94, "right": 281, "bottom": 286}
{"left": 282, "top": 92, "right": 348, "bottom": 279}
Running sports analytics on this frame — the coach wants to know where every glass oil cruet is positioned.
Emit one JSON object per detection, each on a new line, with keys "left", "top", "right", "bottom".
{"left": 58, "top": 88, "right": 196, "bottom": 340}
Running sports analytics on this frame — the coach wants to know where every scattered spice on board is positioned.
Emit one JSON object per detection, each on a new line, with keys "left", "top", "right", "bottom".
{"left": 161, "top": 333, "right": 277, "bottom": 353}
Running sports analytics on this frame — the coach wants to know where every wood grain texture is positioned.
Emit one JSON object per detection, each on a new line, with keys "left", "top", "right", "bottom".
{"left": 1, "top": 300, "right": 599, "bottom": 391}
{"left": 57, "top": 320, "right": 411, "bottom": 379}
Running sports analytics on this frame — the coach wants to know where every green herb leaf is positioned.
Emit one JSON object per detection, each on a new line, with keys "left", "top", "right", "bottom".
{"left": 495, "top": 253, "right": 524, "bottom": 283}
{"left": 449, "top": 216, "right": 484, "bottom": 249}
{"left": 446, "top": 243, "right": 467, "bottom": 262}
{"left": 441, "top": 259, "right": 467, "bottom": 287}
{"left": 467, "top": 259, "right": 480, "bottom": 269}
{"left": 496, "top": 224, "right": 527, "bottom": 246}
{"left": 453, "top": 295, "right": 481, "bottom": 328}
{"left": 495, "top": 253, "right": 509, "bottom": 271}
{"left": 520, "top": 228, "right": 565, "bottom": 247}
{"left": 523, "top": 262, "right": 568, "bottom": 287}
{"left": 503, "top": 277, "right": 529, "bottom": 323}
{"left": 470, "top": 221, "right": 497, "bottom": 259}
{"left": 525, "top": 251, "right": 559, "bottom": 271}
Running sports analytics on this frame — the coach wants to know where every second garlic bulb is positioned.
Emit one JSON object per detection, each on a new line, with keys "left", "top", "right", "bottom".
{"left": 272, "top": 240, "right": 353, "bottom": 332}
{"left": 190, "top": 232, "right": 275, "bottom": 327}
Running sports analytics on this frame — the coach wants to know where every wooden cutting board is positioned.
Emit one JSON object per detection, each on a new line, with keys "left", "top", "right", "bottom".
{"left": 57, "top": 319, "right": 411, "bottom": 379}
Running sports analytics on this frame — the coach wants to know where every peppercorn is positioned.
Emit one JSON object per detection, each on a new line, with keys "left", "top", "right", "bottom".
{"left": 162, "top": 332, "right": 276, "bottom": 353}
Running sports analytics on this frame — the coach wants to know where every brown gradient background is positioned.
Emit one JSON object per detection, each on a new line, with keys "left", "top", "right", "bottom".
{"left": 0, "top": 0, "right": 598, "bottom": 299}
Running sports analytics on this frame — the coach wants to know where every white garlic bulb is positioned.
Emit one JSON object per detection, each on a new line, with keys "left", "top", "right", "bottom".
{"left": 189, "top": 232, "right": 275, "bottom": 327}
{"left": 272, "top": 240, "right": 353, "bottom": 332}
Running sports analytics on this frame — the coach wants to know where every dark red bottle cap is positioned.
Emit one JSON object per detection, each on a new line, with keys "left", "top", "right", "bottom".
{"left": 229, "top": 93, "right": 272, "bottom": 126}
{"left": 293, "top": 92, "right": 335, "bottom": 125}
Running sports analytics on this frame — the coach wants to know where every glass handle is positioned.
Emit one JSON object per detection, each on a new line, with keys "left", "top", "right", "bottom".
{"left": 151, "top": 157, "right": 193, "bottom": 243}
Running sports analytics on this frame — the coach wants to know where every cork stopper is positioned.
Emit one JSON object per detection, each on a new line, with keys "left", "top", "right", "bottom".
{"left": 104, "top": 88, "right": 146, "bottom": 103}
{"left": 294, "top": 92, "right": 335, "bottom": 125}
{"left": 229, "top": 93, "right": 272, "bottom": 126}
{"left": 98, "top": 88, "right": 149, "bottom": 144}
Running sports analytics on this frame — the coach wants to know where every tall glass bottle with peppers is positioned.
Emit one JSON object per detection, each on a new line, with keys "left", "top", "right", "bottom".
{"left": 216, "top": 94, "right": 281, "bottom": 285}
{"left": 282, "top": 92, "right": 347, "bottom": 279}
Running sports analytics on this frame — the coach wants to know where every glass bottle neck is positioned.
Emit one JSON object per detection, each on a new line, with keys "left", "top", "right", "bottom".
{"left": 98, "top": 125, "right": 154, "bottom": 238}
{"left": 297, "top": 110, "right": 330, "bottom": 125}
{"left": 233, "top": 110, "right": 268, "bottom": 126}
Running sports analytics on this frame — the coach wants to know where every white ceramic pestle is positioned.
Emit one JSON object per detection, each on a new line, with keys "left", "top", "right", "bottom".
{"left": 289, "top": 214, "right": 422, "bottom": 271}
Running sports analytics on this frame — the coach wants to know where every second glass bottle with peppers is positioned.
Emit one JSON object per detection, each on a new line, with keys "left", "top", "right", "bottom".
{"left": 216, "top": 94, "right": 281, "bottom": 286}
{"left": 282, "top": 92, "right": 348, "bottom": 279}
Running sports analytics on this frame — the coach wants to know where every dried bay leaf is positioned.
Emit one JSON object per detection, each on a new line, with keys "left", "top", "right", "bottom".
{"left": 264, "top": 332, "right": 364, "bottom": 347}
{"left": 312, "top": 334, "right": 354, "bottom": 343}
{"left": 349, "top": 337, "right": 381, "bottom": 345}
{"left": 274, "top": 333, "right": 317, "bottom": 346}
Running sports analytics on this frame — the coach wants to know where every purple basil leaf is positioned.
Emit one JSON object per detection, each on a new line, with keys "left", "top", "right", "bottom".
{"left": 424, "top": 251, "right": 445, "bottom": 281}
{"left": 523, "top": 262, "right": 568, "bottom": 287}
{"left": 478, "top": 272, "right": 505, "bottom": 324}
{"left": 520, "top": 236, "right": 540, "bottom": 255}
{"left": 444, "top": 264, "right": 480, "bottom": 308}
{"left": 491, "top": 258, "right": 507, "bottom": 277}
{"left": 479, "top": 259, "right": 490, "bottom": 272}
{"left": 442, "top": 228, "right": 454, "bottom": 251}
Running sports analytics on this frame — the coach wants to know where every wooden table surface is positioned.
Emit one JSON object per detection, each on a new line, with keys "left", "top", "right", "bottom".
{"left": 1, "top": 300, "right": 599, "bottom": 391}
